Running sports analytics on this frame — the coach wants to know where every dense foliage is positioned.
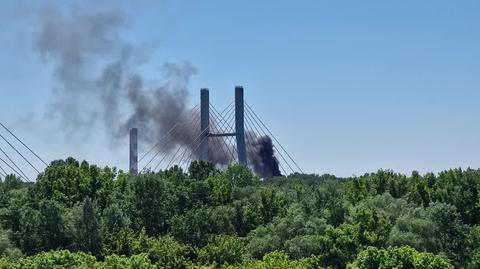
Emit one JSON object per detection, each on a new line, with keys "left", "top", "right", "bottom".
{"left": 1, "top": 158, "right": 479, "bottom": 268}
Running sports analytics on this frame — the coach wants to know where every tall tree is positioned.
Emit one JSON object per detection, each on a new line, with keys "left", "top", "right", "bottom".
{"left": 72, "top": 198, "right": 103, "bottom": 255}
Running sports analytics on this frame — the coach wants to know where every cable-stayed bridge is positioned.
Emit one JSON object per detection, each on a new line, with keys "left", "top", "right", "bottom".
{"left": 0, "top": 122, "right": 47, "bottom": 183}
{"left": 135, "top": 87, "right": 302, "bottom": 177}
{"left": 0, "top": 86, "right": 302, "bottom": 182}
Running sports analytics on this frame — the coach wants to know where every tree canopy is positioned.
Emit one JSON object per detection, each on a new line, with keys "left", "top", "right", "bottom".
{"left": 1, "top": 159, "right": 478, "bottom": 268}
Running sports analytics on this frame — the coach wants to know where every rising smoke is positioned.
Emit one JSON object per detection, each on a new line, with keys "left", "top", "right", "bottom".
{"left": 35, "top": 6, "right": 280, "bottom": 176}
{"left": 247, "top": 132, "right": 282, "bottom": 177}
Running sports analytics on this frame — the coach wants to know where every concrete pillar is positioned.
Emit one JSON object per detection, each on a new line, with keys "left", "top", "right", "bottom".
{"left": 235, "top": 86, "right": 247, "bottom": 165}
{"left": 199, "top": 89, "right": 210, "bottom": 161}
{"left": 129, "top": 128, "right": 138, "bottom": 174}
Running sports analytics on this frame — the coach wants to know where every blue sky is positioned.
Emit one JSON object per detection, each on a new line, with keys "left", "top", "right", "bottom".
{"left": 0, "top": 0, "right": 479, "bottom": 177}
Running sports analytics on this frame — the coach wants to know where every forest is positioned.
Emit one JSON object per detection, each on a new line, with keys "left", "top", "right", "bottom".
{"left": 0, "top": 158, "right": 479, "bottom": 268}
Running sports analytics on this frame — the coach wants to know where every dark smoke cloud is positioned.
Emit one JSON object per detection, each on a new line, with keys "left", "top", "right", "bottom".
{"left": 35, "top": 6, "right": 232, "bottom": 167}
{"left": 37, "top": 7, "right": 126, "bottom": 133}
{"left": 35, "top": 6, "right": 282, "bottom": 176}
{"left": 247, "top": 132, "right": 282, "bottom": 178}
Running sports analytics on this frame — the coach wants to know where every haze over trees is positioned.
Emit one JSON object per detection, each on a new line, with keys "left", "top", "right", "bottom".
{"left": 0, "top": 158, "right": 479, "bottom": 268}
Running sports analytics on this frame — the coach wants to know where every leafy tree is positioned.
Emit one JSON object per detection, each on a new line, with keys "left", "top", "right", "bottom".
{"left": 0, "top": 257, "right": 10, "bottom": 269}
{"left": 1, "top": 174, "right": 24, "bottom": 193}
{"left": 224, "top": 251, "right": 322, "bottom": 269}
{"left": 71, "top": 198, "right": 103, "bottom": 255}
{"left": 171, "top": 206, "right": 235, "bottom": 246}
{"left": 189, "top": 161, "right": 218, "bottom": 181}
{"left": 38, "top": 199, "right": 70, "bottom": 251}
{"left": 0, "top": 229, "right": 21, "bottom": 259}
{"left": 247, "top": 204, "right": 327, "bottom": 259}
{"left": 350, "top": 204, "right": 392, "bottom": 247}
{"left": 102, "top": 228, "right": 137, "bottom": 257}
{"left": 197, "top": 235, "right": 246, "bottom": 266}
{"left": 466, "top": 225, "right": 480, "bottom": 268}
{"left": 12, "top": 250, "right": 97, "bottom": 269}
{"left": 34, "top": 158, "right": 115, "bottom": 208}
{"left": 225, "top": 165, "right": 257, "bottom": 187}
{"left": 130, "top": 174, "right": 175, "bottom": 236}
{"left": 131, "top": 231, "right": 190, "bottom": 269}
{"left": 259, "top": 188, "right": 285, "bottom": 224}
{"left": 101, "top": 203, "right": 131, "bottom": 246}
{"left": 1, "top": 188, "right": 29, "bottom": 244}
{"left": 347, "top": 246, "right": 453, "bottom": 269}
{"left": 239, "top": 200, "right": 262, "bottom": 233}
{"left": 2, "top": 250, "right": 160, "bottom": 268}
{"left": 364, "top": 194, "right": 411, "bottom": 222}
{"left": 430, "top": 169, "right": 480, "bottom": 224}
{"left": 206, "top": 174, "right": 233, "bottom": 205}
{"left": 246, "top": 225, "right": 282, "bottom": 259}
{"left": 99, "top": 253, "right": 159, "bottom": 269}
{"left": 17, "top": 206, "right": 42, "bottom": 254}
{"left": 427, "top": 202, "right": 467, "bottom": 264}
{"left": 313, "top": 180, "right": 348, "bottom": 226}
{"left": 388, "top": 207, "right": 439, "bottom": 252}
{"left": 316, "top": 224, "right": 359, "bottom": 268}
{"left": 283, "top": 235, "right": 323, "bottom": 260}
{"left": 388, "top": 202, "right": 467, "bottom": 265}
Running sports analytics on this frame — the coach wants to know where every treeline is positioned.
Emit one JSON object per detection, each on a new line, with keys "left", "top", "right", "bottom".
{"left": 0, "top": 158, "right": 479, "bottom": 268}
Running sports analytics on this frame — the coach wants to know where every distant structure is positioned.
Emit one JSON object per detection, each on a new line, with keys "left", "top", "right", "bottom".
{"left": 235, "top": 86, "right": 247, "bottom": 165}
{"left": 132, "top": 86, "right": 303, "bottom": 177}
{"left": 129, "top": 128, "right": 138, "bottom": 174}
{"left": 199, "top": 89, "right": 210, "bottom": 162}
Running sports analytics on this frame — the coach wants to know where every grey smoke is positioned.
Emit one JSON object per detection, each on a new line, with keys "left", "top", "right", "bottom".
{"left": 35, "top": 7, "right": 232, "bottom": 168}
{"left": 37, "top": 7, "right": 125, "bottom": 132}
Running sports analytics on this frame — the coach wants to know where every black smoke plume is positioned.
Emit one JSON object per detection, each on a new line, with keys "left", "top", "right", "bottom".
{"left": 247, "top": 132, "right": 282, "bottom": 178}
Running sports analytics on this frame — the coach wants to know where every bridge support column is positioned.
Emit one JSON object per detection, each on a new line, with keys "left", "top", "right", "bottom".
{"left": 235, "top": 86, "right": 247, "bottom": 165}
{"left": 129, "top": 128, "right": 138, "bottom": 174}
{"left": 199, "top": 88, "right": 210, "bottom": 161}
